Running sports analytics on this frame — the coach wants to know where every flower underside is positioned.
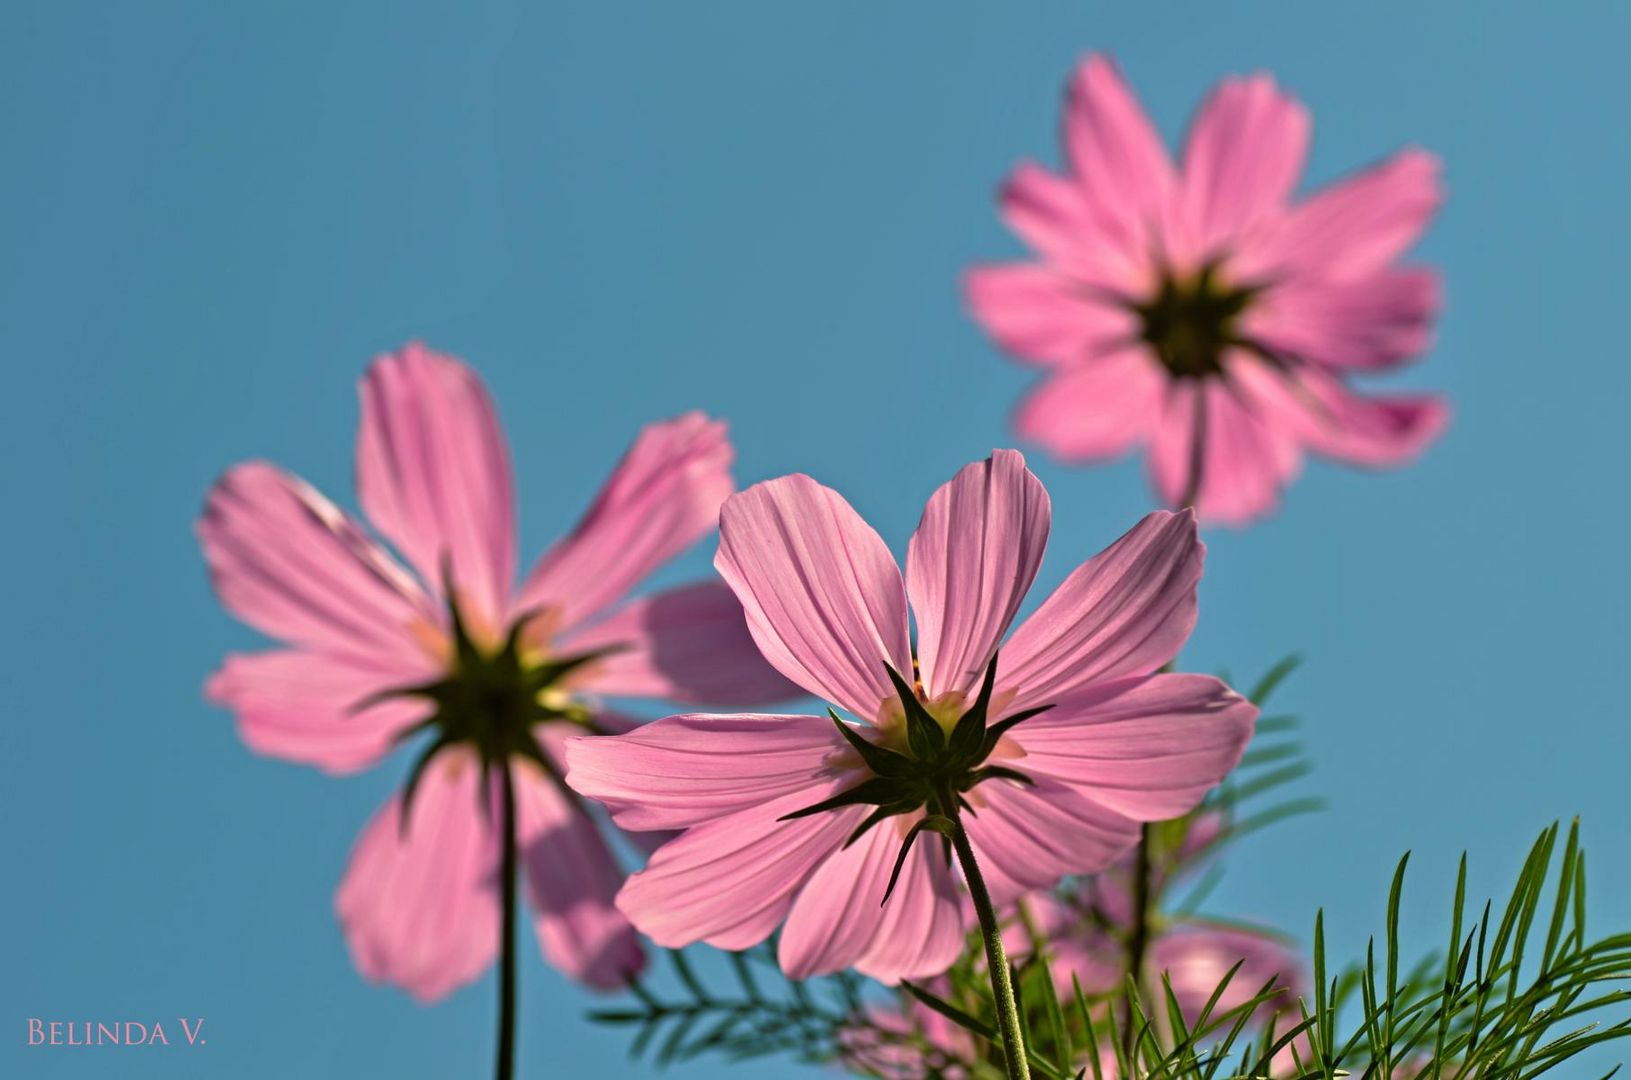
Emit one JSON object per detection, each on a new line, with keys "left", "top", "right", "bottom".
{"left": 781, "top": 653, "right": 1053, "bottom": 904}
{"left": 1131, "top": 261, "right": 1262, "bottom": 380}
{"left": 363, "top": 581, "right": 613, "bottom": 834}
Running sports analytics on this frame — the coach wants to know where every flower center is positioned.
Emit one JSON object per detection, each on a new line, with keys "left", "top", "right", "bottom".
{"left": 1132, "top": 262, "right": 1257, "bottom": 380}
{"left": 371, "top": 590, "right": 614, "bottom": 828}
{"left": 784, "top": 654, "right": 1052, "bottom": 845}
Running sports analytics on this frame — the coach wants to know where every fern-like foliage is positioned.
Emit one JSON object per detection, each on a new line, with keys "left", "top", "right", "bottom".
{"left": 901, "top": 820, "right": 1631, "bottom": 1079}
{"left": 586, "top": 660, "right": 1631, "bottom": 1078}
{"left": 590, "top": 944, "right": 869, "bottom": 1068}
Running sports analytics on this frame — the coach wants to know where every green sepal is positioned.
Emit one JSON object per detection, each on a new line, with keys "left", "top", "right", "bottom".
{"left": 947, "top": 652, "right": 1001, "bottom": 763}
{"left": 778, "top": 776, "right": 915, "bottom": 822}
{"left": 348, "top": 676, "right": 452, "bottom": 715}
{"left": 827, "top": 709, "right": 913, "bottom": 778}
{"left": 880, "top": 814, "right": 954, "bottom": 907}
{"left": 884, "top": 662, "right": 945, "bottom": 761}
{"left": 439, "top": 555, "right": 484, "bottom": 671}
{"left": 502, "top": 607, "right": 546, "bottom": 656}
{"left": 964, "top": 764, "right": 1035, "bottom": 790}
{"left": 386, "top": 713, "right": 440, "bottom": 745}
{"left": 399, "top": 731, "right": 460, "bottom": 838}
{"left": 841, "top": 801, "right": 921, "bottom": 849}
{"left": 525, "top": 645, "right": 627, "bottom": 693}
{"left": 980, "top": 703, "right": 1054, "bottom": 760}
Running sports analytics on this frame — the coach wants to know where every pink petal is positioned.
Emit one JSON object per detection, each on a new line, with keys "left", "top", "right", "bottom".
{"left": 356, "top": 344, "right": 517, "bottom": 630}
{"left": 563, "top": 712, "right": 846, "bottom": 832}
{"left": 715, "top": 475, "right": 912, "bottom": 721}
{"left": 1009, "top": 673, "right": 1256, "bottom": 821}
{"left": 1180, "top": 74, "right": 1310, "bottom": 259}
{"left": 615, "top": 788, "right": 863, "bottom": 951}
{"left": 907, "top": 450, "right": 1050, "bottom": 700}
{"left": 334, "top": 750, "right": 499, "bottom": 1003}
{"left": 852, "top": 834, "right": 966, "bottom": 984}
{"left": 558, "top": 581, "right": 799, "bottom": 706}
{"left": 963, "top": 777, "right": 1140, "bottom": 905}
{"left": 1234, "top": 360, "right": 1449, "bottom": 468}
{"left": 1146, "top": 381, "right": 1203, "bottom": 509}
{"left": 1246, "top": 268, "right": 1441, "bottom": 371}
{"left": 998, "top": 511, "right": 1202, "bottom": 712}
{"left": 1062, "top": 55, "right": 1175, "bottom": 259}
{"left": 997, "top": 162, "right": 1149, "bottom": 288}
{"left": 996, "top": 163, "right": 1097, "bottom": 266}
{"left": 779, "top": 818, "right": 964, "bottom": 982}
{"left": 206, "top": 649, "right": 435, "bottom": 774}
{"left": 1051, "top": 936, "right": 1126, "bottom": 998}
{"left": 1275, "top": 148, "right": 1443, "bottom": 280}
{"left": 551, "top": 712, "right": 678, "bottom": 857}
{"left": 964, "top": 263, "right": 1138, "bottom": 366}
{"left": 516, "top": 413, "right": 734, "bottom": 632}
{"left": 1014, "top": 350, "right": 1166, "bottom": 461}
{"left": 1148, "top": 378, "right": 1300, "bottom": 526}
{"left": 513, "top": 762, "right": 646, "bottom": 990}
{"left": 841, "top": 995, "right": 975, "bottom": 1080}
{"left": 1023, "top": 894, "right": 1124, "bottom": 996}
{"left": 1152, "top": 926, "right": 1303, "bottom": 1021}
{"left": 198, "top": 462, "right": 436, "bottom": 662}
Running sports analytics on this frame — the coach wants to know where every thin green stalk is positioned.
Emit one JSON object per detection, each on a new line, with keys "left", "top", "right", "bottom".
{"left": 1124, "top": 821, "right": 1154, "bottom": 1058}
{"left": 1177, "top": 388, "right": 1208, "bottom": 511}
{"left": 939, "top": 791, "right": 1031, "bottom": 1080}
{"left": 495, "top": 761, "right": 519, "bottom": 1080}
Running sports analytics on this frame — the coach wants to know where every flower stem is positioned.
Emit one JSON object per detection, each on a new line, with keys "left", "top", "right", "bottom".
{"left": 495, "top": 760, "right": 518, "bottom": 1080}
{"left": 1177, "top": 388, "right": 1209, "bottom": 511}
{"left": 939, "top": 794, "right": 1030, "bottom": 1080}
{"left": 1122, "top": 821, "right": 1154, "bottom": 1058}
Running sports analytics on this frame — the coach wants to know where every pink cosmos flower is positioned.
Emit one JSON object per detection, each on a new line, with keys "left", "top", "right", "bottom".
{"left": 837, "top": 985, "right": 975, "bottom": 1080}
{"left": 199, "top": 343, "right": 794, "bottom": 1000}
{"left": 1027, "top": 888, "right": 1301, "bottom": 1026}
{"left": 565, "top": 449, "right": 1256, "bottom": 983}
{"left": 1019, "top": 811, "right": 1302, "bottom": 1024}
{"left": 966, "top": 54, "right": 1449, "bottom": 525}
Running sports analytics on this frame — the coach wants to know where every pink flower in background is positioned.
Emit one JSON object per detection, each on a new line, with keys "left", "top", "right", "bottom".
{"left": 1026, "top": 890, "right": 1302, "bottom": 1026}
{"left": 1018, "top": 812, "right": 1302, "bottom": 1024}
{"left": 967, "top": 54, "right": 1449, "bottom": 524}
{"left": 199, "top": 343, "right": 793, "bottom": 1000}
{"left": 838, "top": 985, "right": 975, "bottom": 1080}
{"left": 566, "top": 449, "right": 1255, "bottom": 982}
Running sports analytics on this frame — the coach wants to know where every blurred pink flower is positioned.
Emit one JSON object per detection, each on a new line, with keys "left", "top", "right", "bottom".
{"left": 838, "top": 982, "right": 975, "bottom": 1080}
{"left": 1020, "top": 814, "right": 1303, "bottom": 1025}
{"left": 1034, "top": 889, "right": 1301, "bottom": 1024}
{"left": 967, "top": 54, "right": 1448, "bottom": 525}
{"left": 199, "top": 343, "right": 794, "bottom": 1000}
{"left": 566, "top": 449, "right": 1255, "bottom": 983}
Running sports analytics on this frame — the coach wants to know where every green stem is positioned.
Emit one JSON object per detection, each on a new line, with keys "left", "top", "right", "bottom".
{"left": 1123, "top": 821, "right": 1153, "bottom": 1058}
{"left": 495, "top": 760, "right": 518, "bottom": 1080}
{"left": 940, "top": 793, "right": 1031, "bottom": 1080}
{"left": 1177, "top": 387, "right": 1208, "bottom": 512}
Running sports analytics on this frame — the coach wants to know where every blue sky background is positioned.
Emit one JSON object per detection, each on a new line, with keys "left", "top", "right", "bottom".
{"left": 4, "top": 2, "right": 1629, "bottom": 1077}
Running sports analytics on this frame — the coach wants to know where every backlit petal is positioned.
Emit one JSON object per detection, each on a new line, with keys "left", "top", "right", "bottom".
{"left": 1014, "top": 350, "right": 1166, "bottom": 462}
{"left": 206, "top": 649, "right": 435, "bottom": 774}
{"left": 1000, "top": 511, "right": 1202, "bottom": 710}
{"left": 615, "top": 789, "right": 863, "bottom": 951}
{"left": 907, "top": 450, "right": 1050, "bottom": 700}
{"left": 563, "top": 713, "right": 846, "bottom": 832}
{"left": 198, "top": 462, "right": 436, "bottom": 662}
{"left": 356, "top": 343, "right": 517, "bottom": 629}
{"left": 1010, "top": 673, "right": 1256, "bottom": 821}
{"left": 716, "top": 475, "right": 912, "bottom": 721}
{"left": 560, "top": 582, "right": 799, "bottom": 706}
{"left": 514, "top": 763, "right": 645, "bottom": 990}
{"left": 518, "top": 413, "right": 734, "bottom": 631}
{"left": 334, "top": 751, "right": 498, "bottom": 1002}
